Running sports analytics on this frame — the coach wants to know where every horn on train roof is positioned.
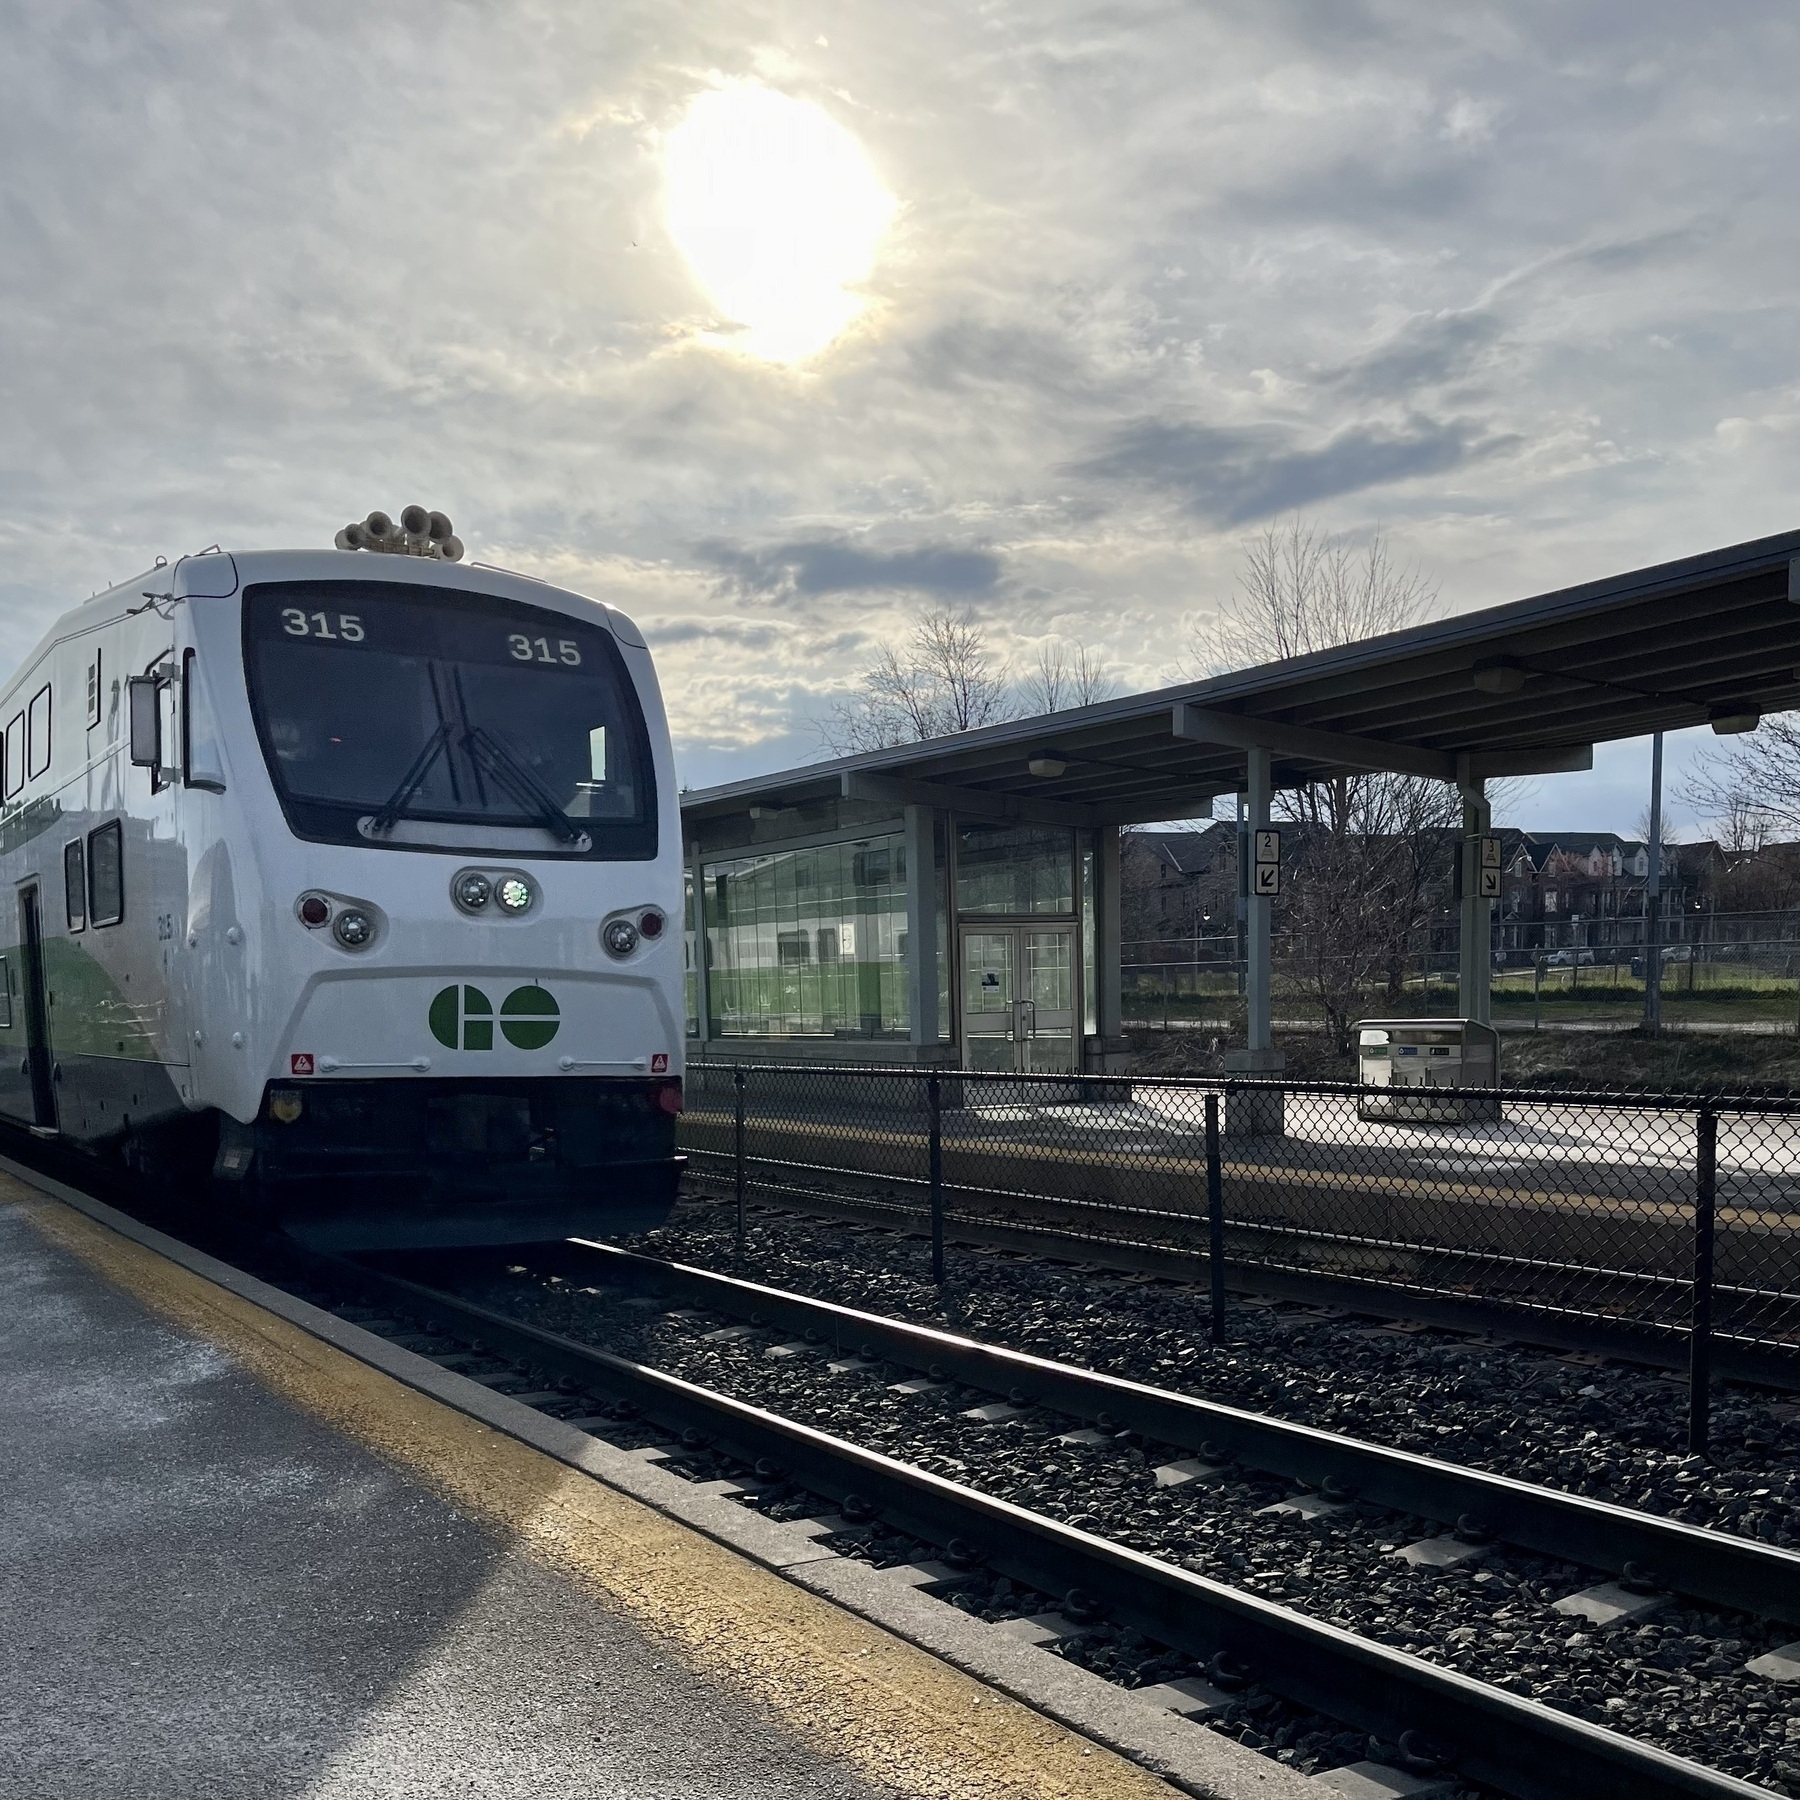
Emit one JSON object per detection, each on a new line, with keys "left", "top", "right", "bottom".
{"left": 334, "top": 508, "right": 459, "bottom": 556}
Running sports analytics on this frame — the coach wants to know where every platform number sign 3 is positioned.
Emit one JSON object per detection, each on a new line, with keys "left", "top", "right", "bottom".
{"left": 1253, "top": 829, "right": 1282, "bottom": 897}
{"left": 1479, "top": 835, "right": 1502, "bottom": 900}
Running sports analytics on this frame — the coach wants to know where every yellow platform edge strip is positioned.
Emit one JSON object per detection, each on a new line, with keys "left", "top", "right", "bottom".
{"left": 21, "top": 1190, "right": 1172, "bottom": 1800}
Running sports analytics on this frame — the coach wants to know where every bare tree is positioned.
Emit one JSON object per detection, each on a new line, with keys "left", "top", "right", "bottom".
{"left": 1190, "top": 517, "right": 1438, "bottom": 677}
{"left": 817, "top": 608, "right": 1014, "bottom": 754}
{"left": 1192, "top": 517, "right": 1457, "bottom": 1053}
{"left": 1682, "top": 735, "right": 1795, "bottom": 849}
{"left": 1022, "top": 641, "right": 1116, "bottom": 715}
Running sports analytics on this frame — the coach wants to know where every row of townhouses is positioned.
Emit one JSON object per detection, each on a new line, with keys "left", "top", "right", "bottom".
{"left": 1123, "top": 824, "right": 1800, "bottom": 956}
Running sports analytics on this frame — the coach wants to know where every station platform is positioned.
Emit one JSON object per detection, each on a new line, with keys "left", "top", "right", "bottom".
{"left": 0, "top": 1173, "right": 1303, "bottom": 1800}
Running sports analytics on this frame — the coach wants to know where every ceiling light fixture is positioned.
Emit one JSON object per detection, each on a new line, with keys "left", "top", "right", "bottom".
{"left": 1472, "top": 660, "right": 1527, "bottom": 695}
{"left": 1710, "top": 706, "right": 1761, "bottom": 735}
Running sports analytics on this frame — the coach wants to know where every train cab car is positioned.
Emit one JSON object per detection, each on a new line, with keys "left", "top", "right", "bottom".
{"left": 0, "top": 514, "right": 686, "bottom": 1248}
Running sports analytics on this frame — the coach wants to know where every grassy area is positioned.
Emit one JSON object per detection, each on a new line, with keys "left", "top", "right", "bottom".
{"left": 1123, "top": 966, "right": 1800, "bottom": 1030}
{"left": 1123, "top": 1021, "right": 1800, "bottom": 1092}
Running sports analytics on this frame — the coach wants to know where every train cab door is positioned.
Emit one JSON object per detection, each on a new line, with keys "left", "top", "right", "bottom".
{"left": 18, "top": 885, "right": 57, "bottom": 1131}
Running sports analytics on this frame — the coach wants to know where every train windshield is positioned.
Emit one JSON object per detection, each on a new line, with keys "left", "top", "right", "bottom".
{"left": 242, "top": 580, "right": 657, "bottom": 858}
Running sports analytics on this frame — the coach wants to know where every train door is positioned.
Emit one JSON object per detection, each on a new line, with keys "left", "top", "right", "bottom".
{"left": 18, "top": 885, "right": 57, "bottom": 1130}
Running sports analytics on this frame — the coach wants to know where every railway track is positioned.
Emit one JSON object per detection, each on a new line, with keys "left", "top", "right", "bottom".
{"left": 456, "top": 1235, "right": 1800, "bottom": 1625}
{"left": 292, "top": 1240, "right": 1781, "bottom": 1800}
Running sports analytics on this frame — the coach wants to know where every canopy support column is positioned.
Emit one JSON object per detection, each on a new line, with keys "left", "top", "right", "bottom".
{"left": 1225, "top": 746, "right": 1284, "bottom": 1130}
{"left": 1458, "top": 778, "right": 1492, "bottom": 1024}
{"left": 903, "top": 804, "right": 938, "bottom": 1048}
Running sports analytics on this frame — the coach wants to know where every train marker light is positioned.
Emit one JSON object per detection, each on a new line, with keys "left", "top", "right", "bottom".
{"left": 639, "top": 908, "right": 665, "bottom": 939}
{"left": 496, "top": 876, "right": 533, "bottom": 914}
{"left": 603, "top": 918, "right": 639, "bottom": 957}
{"left": 454, "top": 872, "right": 492, "bottom": 912}
{"left": 332, "top": 908, "right": 375, "bottom": 949}
{"left": 298, "top": 894, "right": 331, "bottom": 928}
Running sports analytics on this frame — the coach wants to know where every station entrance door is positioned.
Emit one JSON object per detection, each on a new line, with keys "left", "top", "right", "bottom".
{"left": 959, "top": 926, "right": 1078, "bottom": 1073}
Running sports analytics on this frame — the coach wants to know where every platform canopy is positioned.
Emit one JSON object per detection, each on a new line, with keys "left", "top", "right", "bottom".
{"left": 682, "top": 527, "right": 1800, "bottom": 829}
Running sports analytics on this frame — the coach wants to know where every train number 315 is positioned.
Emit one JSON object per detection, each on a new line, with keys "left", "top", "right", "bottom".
{"left": 509, "top": 635, "right": 582, "bottom": 666}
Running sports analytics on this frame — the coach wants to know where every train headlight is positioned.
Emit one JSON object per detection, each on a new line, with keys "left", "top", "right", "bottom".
{"left": 269, "top": 1090, "right": 304, "bottom": 1124}
{"left": 602, "top": 918, "right": 639, "bottom": 957}
{"left": 496, "top": 876, "right": 533, "bottom": 915}
{"left": 454, "top": 872, "right": 492, "bottom": 913}
{"left": 333, "top": 908, "right": 375, "bottom": 949}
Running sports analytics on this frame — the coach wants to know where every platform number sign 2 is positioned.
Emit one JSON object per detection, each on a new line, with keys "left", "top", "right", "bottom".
{"left": 1253, "top": 829, "right": 1281, "bottom": 897}
{"left": 1479, "top": 835, "right": 1502, "bottom": 900}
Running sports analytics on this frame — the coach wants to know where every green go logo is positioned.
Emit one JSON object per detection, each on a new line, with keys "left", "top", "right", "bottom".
{"left": 429, "top": 984, "right": 559, "bottom": 1051}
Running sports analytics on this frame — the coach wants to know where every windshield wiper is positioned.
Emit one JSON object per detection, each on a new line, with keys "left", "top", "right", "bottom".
{"left": 462, "top": 726, "right": 588, "bottom": 847}
{"left": 368, "top": 721, "right": 454, "bottom": 835}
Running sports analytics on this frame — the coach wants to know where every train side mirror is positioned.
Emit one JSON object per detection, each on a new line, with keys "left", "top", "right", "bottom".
{"left": 127, "top": 676, "right": 159, "bottom": 768}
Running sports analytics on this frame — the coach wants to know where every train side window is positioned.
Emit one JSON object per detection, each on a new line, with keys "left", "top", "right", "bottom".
{"left": 64, "top": 840, "right": 86, "bottom": 933}
{"left": 3, "top": 713, "right": 21, "bottom": 800}
{"left": 86, "top": 651, "right": 102, "bottom": 729}
{"left": 27, "top": 684, "right": 50, "bottom": 781}
{"left": 88, "top": 820, "right": 123, "bottom": 927}
{"left": 0, "top": 959, "right": 12, "bottom": 1029}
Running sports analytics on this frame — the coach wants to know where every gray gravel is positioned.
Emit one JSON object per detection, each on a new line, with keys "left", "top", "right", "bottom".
{"left": 398, "top": 1194, "right": 1800, "bottom": 1793}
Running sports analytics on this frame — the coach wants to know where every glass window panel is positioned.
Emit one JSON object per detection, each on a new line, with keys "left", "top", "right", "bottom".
{"left": 64, "top": 840, "right": 86, "bottom": 932}
{"left": 702, "top": 833, "right": 910, "bottom": 1039}
{"left": 88, "top": 820, "right": 123, "bottom": 927}
{"left": 954, "top": 821, "right": 1072, "bottom": 915}
{"left": 28, "top": 685, "right": 50, "bottom": 780}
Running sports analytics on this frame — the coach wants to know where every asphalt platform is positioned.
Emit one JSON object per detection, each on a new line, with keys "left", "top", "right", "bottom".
{"left": 0, "top": 1176, "right": 1296, "bottom": 1800}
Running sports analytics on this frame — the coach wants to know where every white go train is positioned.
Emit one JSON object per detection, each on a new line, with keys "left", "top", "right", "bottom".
{"left": 0, "top": 513, "right": 686, "bottom": 1248}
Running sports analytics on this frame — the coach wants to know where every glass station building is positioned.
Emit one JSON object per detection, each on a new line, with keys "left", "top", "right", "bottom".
{"left": 681, "top": 523, "right": 1800, "bottom": 1074}
{"left": 683, "top": 794, "right": 1118, "bottom": 1071}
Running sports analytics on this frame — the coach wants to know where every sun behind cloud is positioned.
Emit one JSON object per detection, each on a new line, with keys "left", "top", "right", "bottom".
{"left": 663, "top": 82, "right": 896, "bottom": 364}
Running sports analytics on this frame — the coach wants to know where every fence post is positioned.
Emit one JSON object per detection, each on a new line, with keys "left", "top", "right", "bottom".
{"left": 1533, "top": 956, "right": 1542, "bottom": 1032}
{"left": 733, "top": 1065, "right": 746, "bottom": 1256}
{"left": 1206, "top": 1092, "right": 1226, "bottom": 1345}
{"left": 928, "top": 1071, "right": 945, "bottom": 1285}
{"left": 1689, "top": 1104, "right": 1717, "bottom": 1456}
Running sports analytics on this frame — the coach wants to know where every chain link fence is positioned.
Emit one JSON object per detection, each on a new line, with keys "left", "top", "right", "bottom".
{"left": 679, "top": 1062, "right": 1800, "bottom": 1444}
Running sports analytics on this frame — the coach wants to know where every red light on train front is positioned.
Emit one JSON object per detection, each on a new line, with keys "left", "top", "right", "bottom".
{"left": 298, "top": 894, "right": 330, "bottom": 928}
{"left": 656, "top": 1080, "right": 683, "bottom": 1116}
{"left": 639, "top": 909, "right": 665, "bottom": 940}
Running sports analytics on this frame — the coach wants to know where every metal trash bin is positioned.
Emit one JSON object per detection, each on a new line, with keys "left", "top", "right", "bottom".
{"left": 1356, "top": 1018, "right": 1501, "bottom": 1122}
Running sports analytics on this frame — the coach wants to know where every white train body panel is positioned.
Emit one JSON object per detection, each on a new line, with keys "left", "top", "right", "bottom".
{"left": 0, "top": 548, "right": 685, "bottom": 1246}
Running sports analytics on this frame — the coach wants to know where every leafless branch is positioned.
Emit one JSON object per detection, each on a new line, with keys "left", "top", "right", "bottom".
{"left": 815, "top": 608, "right": 1014, "bottom": 755}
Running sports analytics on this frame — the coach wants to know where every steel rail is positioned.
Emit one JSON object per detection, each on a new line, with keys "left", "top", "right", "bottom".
{"left": 329, "top": 1254, "right": 1762, "bottom": 1800}
{"left": 507, "top": 1237, "right": 1800, "bottom": 1625}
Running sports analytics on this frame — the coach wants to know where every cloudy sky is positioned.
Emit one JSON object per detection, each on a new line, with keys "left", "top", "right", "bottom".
{"left": 6, "top": 1, "right": 1799, "bottom": 836}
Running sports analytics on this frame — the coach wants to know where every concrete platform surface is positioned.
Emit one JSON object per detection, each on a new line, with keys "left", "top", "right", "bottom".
{"left": 0, "top": 1184, "right": 1231, "bottom": 1800}
{"left": 0, "top": 1200, "right": 889, "bottom": 1800}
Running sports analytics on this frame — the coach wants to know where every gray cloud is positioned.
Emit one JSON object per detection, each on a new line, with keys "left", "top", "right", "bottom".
{"left": 698, "top": 537, "right": 1003, "bottom": 599}
{"left": 1326, "top": 308, "right": 1506, "bottom": 400}
{"left": 1074, "top": 415, "right": 1515, "bottom": 525}
{"left": 3, "top": 0, "right": 1799, "bottom": 833}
